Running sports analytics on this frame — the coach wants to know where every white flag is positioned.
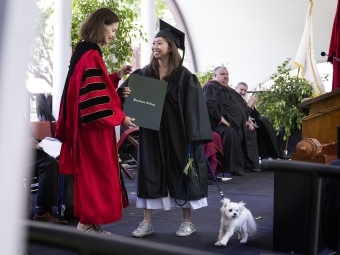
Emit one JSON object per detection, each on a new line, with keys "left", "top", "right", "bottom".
{"left": 294, "top": 0, "right": 325, "bottom": 96}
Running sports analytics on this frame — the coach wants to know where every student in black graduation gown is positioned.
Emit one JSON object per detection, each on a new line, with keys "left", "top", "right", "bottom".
{"left": 119, "top": 20, "right": 212, "bottom": 238}
{"left": 202, "top": 66, "right": 260, "bottom": 176}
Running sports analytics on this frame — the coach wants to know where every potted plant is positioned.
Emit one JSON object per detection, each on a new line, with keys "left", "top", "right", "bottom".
{"left": 255, "top": 58, "right": 314, "bottom": 153}
{"left": 196, "top": 66, "right": 215, "bottom": 86}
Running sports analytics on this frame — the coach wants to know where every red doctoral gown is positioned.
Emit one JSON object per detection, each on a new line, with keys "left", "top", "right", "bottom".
{"left": 56, "top": 41, "right": 127, "bottom": 225}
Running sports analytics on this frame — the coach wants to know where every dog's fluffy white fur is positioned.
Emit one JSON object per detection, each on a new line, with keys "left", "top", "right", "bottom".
{"left": 215, "top": 198, "right": 257, "bottom": 246}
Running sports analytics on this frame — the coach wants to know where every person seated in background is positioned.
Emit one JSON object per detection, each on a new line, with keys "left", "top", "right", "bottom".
{"left": 30, "top": 92, "right": 75, "bottom": 220}
{"left": 203, "top": 66, "right": 261, "bottom": 176}
{"left": 28, "top": 138, "right": 67, "bottom": 224}
{"left": 235, "top": 82, "right": 290, "bottom": 160}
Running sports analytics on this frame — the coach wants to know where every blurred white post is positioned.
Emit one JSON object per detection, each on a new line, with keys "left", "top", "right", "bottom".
{"left": 52, "top": 0, "right": 72, "bottom": 119}
{"left": 0, "top": 0, "right": 37, "bottom": 254}
{"left": 141, "top": 0, "right": 156, "bottom": 67}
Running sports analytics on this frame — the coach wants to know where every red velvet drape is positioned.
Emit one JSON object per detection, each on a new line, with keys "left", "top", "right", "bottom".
{"left": 328, "top": 0, "right": 340, "bottom": 91}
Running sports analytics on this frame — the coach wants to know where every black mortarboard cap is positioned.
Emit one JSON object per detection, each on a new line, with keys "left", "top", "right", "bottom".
{"left": 155, "top": 19, "right": 185, "bottom": 61}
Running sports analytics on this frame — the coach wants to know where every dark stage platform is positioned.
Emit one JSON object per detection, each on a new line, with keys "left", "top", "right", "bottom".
{"left": 25, "top": 166, "right": 334, "bottom": 255}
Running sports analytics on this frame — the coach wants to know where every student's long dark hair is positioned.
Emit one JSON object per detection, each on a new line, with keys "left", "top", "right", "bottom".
{"left": 147, "top": 37, "right": 182, "bottom": 82}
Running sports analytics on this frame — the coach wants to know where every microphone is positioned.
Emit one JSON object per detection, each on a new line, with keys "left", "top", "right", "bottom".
{"left": 321, "top": 51, "right": 340, "bottom": 62}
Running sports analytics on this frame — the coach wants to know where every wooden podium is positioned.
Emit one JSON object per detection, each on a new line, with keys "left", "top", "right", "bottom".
{"left": 291, "top": 88, "right": 340, "bottom": 164}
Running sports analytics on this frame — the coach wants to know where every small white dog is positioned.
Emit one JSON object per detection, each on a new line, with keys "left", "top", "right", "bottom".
{"left": 215, "top": 198, "right": 257, "bottom": 246}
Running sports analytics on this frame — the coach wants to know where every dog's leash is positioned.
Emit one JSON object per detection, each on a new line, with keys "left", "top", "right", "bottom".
{"left": 200, "top": 144, "right": 224, "bottom": 199}
{"left": 175, "top": 143, "right": 224, "bottom": 206}
{"left": 174, "top": 142, "right": 193, "bottom": 206}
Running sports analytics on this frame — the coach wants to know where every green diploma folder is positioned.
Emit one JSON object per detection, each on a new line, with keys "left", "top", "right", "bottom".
{"left": 123, "top": 74, "right": 168, "bottom": 131}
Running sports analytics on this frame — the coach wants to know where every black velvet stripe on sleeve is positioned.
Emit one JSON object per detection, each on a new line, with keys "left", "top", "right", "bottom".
{"left": 81, "top": 109, "right": 113, "bottom": 124}
{"left": 80, "top": 82, "right": 106, "bottom": 96}
{"left": 61, "top": 41, "right": 102, "bottom": 122}
{"left": 82, "top": 68, "right": 103, "bottom": 82}
{"left": 79, "top": 96, "right": 110, "bottom": 110}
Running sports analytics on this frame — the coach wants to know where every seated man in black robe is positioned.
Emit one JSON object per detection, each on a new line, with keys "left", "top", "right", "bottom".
{"left": 235, "top": 82, "right": 290, "bottom": 160}
{"left": 202, "top": 66, "right": 260, "bottom": 176}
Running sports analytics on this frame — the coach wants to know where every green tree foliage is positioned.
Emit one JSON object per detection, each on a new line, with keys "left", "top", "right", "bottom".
{"left": 255, "top": 58, "right": 313, "bottom": 140}
{"left": 29, "top": 0, "right": 147, "bottom": 87}
{"left": 195, "top": 64, "right": 227, "bottom": 86}
{"left": 119, "top": 0, "right": 168, "bottom": 20}
{"left": 72, "top": 0, "right": 147, "bottom": 73}
{"left": 196, "top": 66, "right": 214, "bottom": 86}
{"left": 155, "top": 0, "right": 168, "bottom": 18}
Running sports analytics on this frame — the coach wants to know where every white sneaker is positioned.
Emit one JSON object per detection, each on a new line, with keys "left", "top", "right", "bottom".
{"left": 132, "top": 220, "right": 154, "bottom": 237}
{"left": 176, "top": 220, "right": 196, "bottom": 236}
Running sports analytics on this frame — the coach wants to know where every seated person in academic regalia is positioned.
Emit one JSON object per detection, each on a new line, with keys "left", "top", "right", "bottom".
{"left": 203, "top": 66, "right": 261, "bottom": 176}
{"left": 235, "top": 82, "right": 290, "bottom": 160}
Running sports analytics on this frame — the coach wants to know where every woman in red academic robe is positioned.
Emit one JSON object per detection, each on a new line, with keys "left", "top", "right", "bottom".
{"left": 55, "top": 7, "right": 135, "bottom": 235}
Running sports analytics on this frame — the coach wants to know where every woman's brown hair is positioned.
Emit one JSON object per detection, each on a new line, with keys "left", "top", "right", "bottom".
{"left": 79, "top": 7, "right": 119, "bottom": 44}
{"left": 148, "top": 37, "right": 182, "bottom": 81}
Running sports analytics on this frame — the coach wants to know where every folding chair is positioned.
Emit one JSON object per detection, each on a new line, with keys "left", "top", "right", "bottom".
{"left": 117, "top": 127, "right": 139, "bottom": 180}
